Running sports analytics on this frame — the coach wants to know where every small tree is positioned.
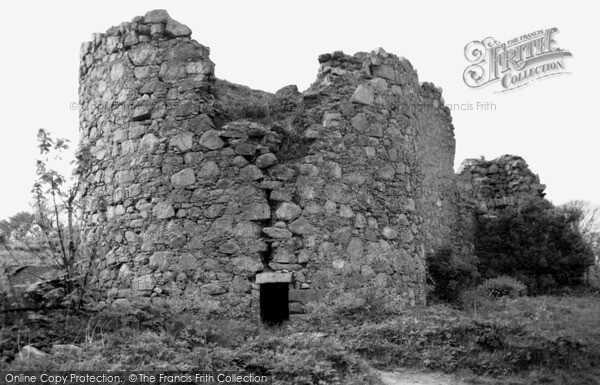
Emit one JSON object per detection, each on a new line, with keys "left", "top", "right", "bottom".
{"left": 28, "top": 128, "right": 91, "bottom": 298}
{"left": 561, "top": 200, "right": 600, "bottom": 266}
{"left": 561, "top": 200, "right": 600, "bottom": 237}
{"left": 0, "top": 212, "right": 37, "bottom": 244}
{"left": 475, "top": 199, "right": 595, "bottom": 294}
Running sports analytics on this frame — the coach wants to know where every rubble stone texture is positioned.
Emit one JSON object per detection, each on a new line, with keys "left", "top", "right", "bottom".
{"left": 458, "top": 155, "right": 546, "bottom": 210}
{"left": 77, "top": 10, "right": 545, "bottom": 316}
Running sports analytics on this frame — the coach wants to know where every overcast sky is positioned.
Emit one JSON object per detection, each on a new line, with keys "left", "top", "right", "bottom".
{"left": 0, "top": 0, "right": 597, "bottom": 221}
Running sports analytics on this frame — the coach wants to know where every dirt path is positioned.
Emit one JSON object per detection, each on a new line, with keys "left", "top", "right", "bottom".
{"left": 378, "top": 370, "right": 467, "bottom": 385}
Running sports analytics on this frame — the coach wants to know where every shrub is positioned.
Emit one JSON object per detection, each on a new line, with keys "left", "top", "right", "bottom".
{"left": 475, "top": 199, "right": 595, "bottom": 294}
{"left": 236, "top": 101, "right": 270, "bottom": 121}
{"left": 480, "top": 276, "right": 527, "bottom": 298}
{"left": 460, "top": 277, "right": 526, "bottom": 313}
{"left": 426, "top": 247, "right": 479, "bottom": 303}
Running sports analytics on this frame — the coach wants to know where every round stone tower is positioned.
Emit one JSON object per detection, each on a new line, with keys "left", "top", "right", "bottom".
{"left": 78, "top": 10, "right": 459, "bottom": 320}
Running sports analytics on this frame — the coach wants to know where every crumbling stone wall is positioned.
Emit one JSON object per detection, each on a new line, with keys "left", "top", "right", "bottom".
{"left": 78, "top": 10, "right": 462, "bottom": 315}
{"left": 78, "top": 10, "right": 220, "bottom": 308}
{"left": 458, "top": 155, "right": 546, "bottom": 210}
{"left": 412, "top": 82, "right": 461, "bottom": 255}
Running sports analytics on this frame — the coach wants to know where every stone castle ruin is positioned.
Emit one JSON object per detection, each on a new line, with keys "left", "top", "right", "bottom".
{"left": 77, "top": 10, "right": 546, "bottom": 322}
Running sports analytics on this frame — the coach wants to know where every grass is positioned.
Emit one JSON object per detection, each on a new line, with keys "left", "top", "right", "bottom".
{"left": 1, "top": 290, "right": 599, "bottom": 385}
{"left": 211, "top": 79, "right": 280, "bottom": 128}
{"left": 1, "top": 307, "right": 378, "bottom": 384}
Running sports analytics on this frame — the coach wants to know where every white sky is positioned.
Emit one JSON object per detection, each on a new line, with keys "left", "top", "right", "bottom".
{"left": 0, "top": 0, "right": 598, "bottom": 220}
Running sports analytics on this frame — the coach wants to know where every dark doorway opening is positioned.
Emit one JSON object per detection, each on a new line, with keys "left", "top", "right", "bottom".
{"left": 260, "top": 283, "right": 289, "bottom": 325}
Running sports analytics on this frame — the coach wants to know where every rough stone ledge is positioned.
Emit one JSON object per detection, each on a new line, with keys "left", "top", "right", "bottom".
{"left": 255, "top": 272, "right": 293, "bottom": 284}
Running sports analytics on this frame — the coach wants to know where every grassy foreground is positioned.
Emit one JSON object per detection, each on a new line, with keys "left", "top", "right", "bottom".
{"left": 1, "top": 291, "right": 599, "bottom": 385}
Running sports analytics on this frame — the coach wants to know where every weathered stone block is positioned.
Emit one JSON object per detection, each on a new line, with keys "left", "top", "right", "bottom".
{"left": 402, "top": 230, "right": 415, "bottom": 243}
{"left": 139, "top": 133, "right": 160, "bottom": 153}
{"left": 272, "top": 249, "right": 297, "bottom": 264}
{"left": 233, "top": 257, "right": 263, "bottom": 275}
{"left": 323, "top": 112, "right": 342, "bottom": 127}
{"left": 232, "top": 276, "right": 251, "bottom": 293}
{"left": 372, "top": 65, "right": 397, "bottom": 80}
{"left": 169, "top": 132, "right": 194, "bottom": 151}
{"left": 324, "top": 183, "right": 350, "bottom": 203}
{"left": 382, "top": 226, "right": 398, "bottom": 240}
{"left": 114, "top": 129, "right": 129, "bottom": 143}
{"left": 207, "top": 217, "right": 233, "bottom": 238}
{"left": 132, "top": 275, "right": 156, "bottom": 292}
{"left": 275, "top": 202, "right": 302, "bottom": 221}
{"left": 369, "top": 77, "right": 389, "bottom": 92}
{"left": 256, "top": 272, "right": 292, "bottom": 284}
{"left": 166, "top": 19, "right": 192, "bottom": 37}
{"left": 234, "top": 221, "right": 263, "bottom": 237}
{"left": 262, "top": 227, "right": 293, "bottom": 239}
{"left": 144, "top": 9, "right": 170, "bottom": 23}
{"left": 149, "top": 251, "right": 172, "bottom": 271}
{"left": 235, "top": 143, "right": 256, "bottom": 156}
{"left": 255, "top": 153, "right": 278, "bottom": 168}
{"left": 377, "top": 165, "right": 396, "bottom": 180}
{"left": 243, "top": 202, "right": 270, "bottom": 220}
{"left": 289, "top": 302, "right": 304, "bottom": 314}
{"left": 360, "top": 265, "right": 376, "bottom": 279}
{"left": 298, "top": 250, "right": 311, "bottom": 264}
{"left": 178, "top": 253, "right": 199, "bottom": 270}
{"left": 268, "top": 165, "right": 297, "bottom": 181}
{"left": 171, "top": 168, "right": 196, "bottom": 188}
{"left": 397, "top": 214, "right": 410, "bottom": 226}
{"left": 187, "top": 236, "right": 204, "bottom": 249}
{"left": 115, "top": 170, "right": 134, "bottom": 184}
{"left": 198, "top": 161, "right": 220, "bottom": 180}
{"left": 350, "top": 84, "right": 375, "bottom": 106}
{"left": 240, "top": 165, "right": 263, "bottom": 181}
{"left": 332, "top": 226, "right": 353, "bottom": 244}
{"left": 339, "top": 205, "right": 354, "bottom": 218}
{"left": 201, "top": 283, "right": 227, "bottom": 295}
{"left": 405, "top": 198, "right": 416, "bottom": 212}
{"left": 351, "top": 113, "right": 369, "bottom": 132}
{"left": 354, "top": 213, "right": 367, "bottom": 228}
{"left": 199, "top": 130, "right": 224, "bottom": 150}
{"left": 270, "top": 188, "right": 294, "bottom": 202}
{"left": 347, "top": 238, "right": 364, "bottom": 260}
{"left": 153, "top": 201, "right": 175, "bottom": 219}
{"left": 159, "top": 62, "right": 186, "bottom": 81}
{"left": 288, "top": 218, "right": 315, "bottom": 235}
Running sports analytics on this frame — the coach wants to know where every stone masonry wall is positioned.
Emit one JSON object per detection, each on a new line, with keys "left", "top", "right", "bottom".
{"left": 78, "top": 10, "right": 460, "bottom": 316}
{"left": 412, "top": 82, "right": 460, "bottom": 256}
{"left": 457, "top": 155, "right": 546, "bottom": 210}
